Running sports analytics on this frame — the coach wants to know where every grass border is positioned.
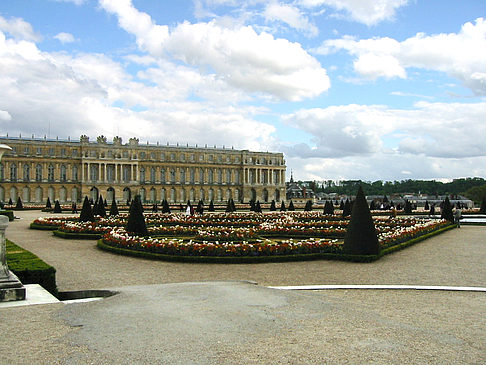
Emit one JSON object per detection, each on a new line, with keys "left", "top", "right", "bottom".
{"left": 30, "top": 223, "right": 60, "bottom": 230}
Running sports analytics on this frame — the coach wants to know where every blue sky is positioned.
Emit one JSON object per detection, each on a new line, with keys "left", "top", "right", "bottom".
{"left": 0, "top": 0, "right": 485, "bottom": 182}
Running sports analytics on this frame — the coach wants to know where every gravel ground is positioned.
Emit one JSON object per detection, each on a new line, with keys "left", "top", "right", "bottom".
{"left": 1, "top": 210, "right": 485, "bottom": 364}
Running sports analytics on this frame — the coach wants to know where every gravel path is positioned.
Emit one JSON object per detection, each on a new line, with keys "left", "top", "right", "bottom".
{"left": 4, "top": 210, "right": 486, "bottom": 290}
{"left": 1, "top": 210, "right": 485, "bottom": 364}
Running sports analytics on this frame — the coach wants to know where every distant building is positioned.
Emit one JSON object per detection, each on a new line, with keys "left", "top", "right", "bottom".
{"left": 0, "top": 135, "right": 286, "bottom": 204}
{"left": 286, "top": 173, "right": 316, "bottom": 203}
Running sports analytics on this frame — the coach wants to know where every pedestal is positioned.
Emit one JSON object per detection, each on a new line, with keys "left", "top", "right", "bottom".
{"left": 0, "top": 215, "right": 26, "bottom": 302}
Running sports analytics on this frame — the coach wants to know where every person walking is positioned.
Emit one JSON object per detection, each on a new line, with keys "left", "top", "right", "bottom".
{"left": 454, "top": 208, "right": 462, "bottom": 228}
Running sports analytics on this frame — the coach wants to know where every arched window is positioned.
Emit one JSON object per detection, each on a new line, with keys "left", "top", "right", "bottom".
{"left": 60, "top": 164, "right": 67, "bottom": 182}
{"left": 190, "top": 168, "right": 195, "bottom": 184}
{"left": 139, "top": 167, "right": 146, "bottom": 183}
{"left": 217, "top": 169, "right": 222, "bottom": 184}
{"left": 150, "top": 167, "right": 156, "bottom": 183}
{"left": 170, "top": 169, "right": 176, "bottom": 184}
{"left": 199, "top": 168, "right": 204, "bottom": 184}
{"left": 235, "top": 170, "right": 240, "bottom": 184}
{"left": 23, "top": 164, "right": 30, "bottom": 181}
{"left": 72, "top": 165, "right": 78, "bottom": 181}
{"left": 10, "top": 163, "right": 17, "bottom": 181}
{"left": 180, "top": 168, "right": 185, "bottom": 184}
{"left": 160, "top": 168, "right": 166, "bottom": 183}
{"left": 0, "top": 163, "right": 4, "bottom": 181}
{"left": 208, "top": 169, "right": 213, "bottom": 184}
{"left": 226, "top": 169, "right": 231, "bottom": 184}
{"left": 36, "top": 164, "right": 43, "bottom": 182}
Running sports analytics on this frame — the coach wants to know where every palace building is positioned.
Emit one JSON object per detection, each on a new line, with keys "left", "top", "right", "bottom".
{"left": 0, "top": 135, "right": 286, "bottom": 205}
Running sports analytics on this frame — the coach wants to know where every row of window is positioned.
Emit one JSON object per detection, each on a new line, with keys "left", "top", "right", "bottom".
{"left": 7, "top": 145, "right": 283, "bottom": 166}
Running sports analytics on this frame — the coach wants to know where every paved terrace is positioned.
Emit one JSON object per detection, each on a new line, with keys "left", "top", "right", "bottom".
{"left": 1, "top": 210, "right": 485, "bottom": 364}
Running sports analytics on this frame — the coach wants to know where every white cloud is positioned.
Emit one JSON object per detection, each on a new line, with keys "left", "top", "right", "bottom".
{"left": 298, "top": 0, "right": 408, "bottom": 26}
{"left": 0, "top": 15, "right": 41, "bottom": 41}
{"left": 54, "top": 0, "right": 87, "bottom": 5}
{"left": 316, "top": 18, "right": 486, "bottom": 94}
{"left": 0, "top": 110, "right": 12, "bottom": 121}
{"left": 54, "top": 32, "right": 76, "bottom": 44}
{"left": 263, "top": 3, "right": 318, "bottom": 37}
{"left": 283, "top": 101, "right": 486, "bottom": 160}
{"left": 99, "top": 0, "right": 329, "bottom": 101}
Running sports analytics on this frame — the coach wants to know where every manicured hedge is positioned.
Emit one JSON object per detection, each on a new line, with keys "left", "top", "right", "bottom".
{"left": 53, "top": 230, "right": 102, "bottom": 240}
{"left": 30, "top": 223, "right": 59, "bottom": 230}
{"left": 0, "top": 210, "right": 14, "bottom": 221}
{"left": 5, "top": 239, "right": 57, "bottom": 296}
{"left": 96, "top": 239, "right": 376, "bottom": 263}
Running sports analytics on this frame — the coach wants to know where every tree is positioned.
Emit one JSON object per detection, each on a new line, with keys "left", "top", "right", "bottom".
{"left": 343, "top": 186, "right": 380, "bottom": 255}
{"left": 254, "top": 200, "right": 262, "bottom": 213}
{"left": 196, "top": 200, "right": 204, "bottom": 214}
{"left": 208, "top": 200, "right": 215, "bottom": 212}
{"left": 109, "top": 199, "right": 119, "bottom": 216}
{"left": 53, "top": 200, "right": 62, "bottom": 213}
{"left": 79, "top": 196, "right": 94, "bottom": 222}
{"left": 404, "top": 200, "right": 413, "bottom": 214}
{"left": 304, "top": 200, "right": 313, "bottom": 211}
{"left": 230, "top": 198, "right": 236, "bottom": 212}
{"left": 225, "top": 199, "right": 233, "bottom": 213}
{"left": 126, "top": 195, "right": 148, "bottom": 236}
{"left": 369, "top": 200, "right": 376, "bottom": 210}
{"left": 15, "top": 196, "right": 23, "bottom": 209}
{"left": 324, "top": 200, "right": 334, "bottom": 215}
{"left": 8, "top": 198, "right": 13, "bottom": 205}
{"left": 480, "top": 197, "right": 486, "bottom": 214}
{"left": 342, "top": 199, "right": 351, "bottom": 217}
{"left": 441, "top": 197, "right": 454, "bottom": 223}
{"left": 269, "top": 200, "right": 276, "bottom": 211}
{"left": 161, "top": 199, "right": 171, "bottom": 213}
{"left": 424, "top": 200, "right": 430, "bottom": 211}
{"left": 288, "top": 200, "right": 295, "bottom": 211}
{"left": 45, "top": 196, "right": 52, "bottom": 209}
{"left": 280, "top": 201, "right": 286, "bottom": 212}
{"left": 94, "top": 194, "right": 106, "bottom": 217}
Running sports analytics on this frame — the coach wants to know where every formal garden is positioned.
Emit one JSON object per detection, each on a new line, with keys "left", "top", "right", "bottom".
{"left": 27, "top": 187, "right": 459, "bottom": 263}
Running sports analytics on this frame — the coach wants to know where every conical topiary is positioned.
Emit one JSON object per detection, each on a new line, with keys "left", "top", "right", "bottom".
{"left": 126, "top": 195, "right": 148, "bottom": 236}
{"left": 96, "top": 194, "right": 106, "bottom": 217}
{"left": 249, "top": 199, "right": 255, "bottom": 212}
{"left": 79, "top": 196, "right": 94, "bottom": 222}
{"left": 288, "top": 200, "right": 295, "bottom": 211}
{"left": 441, "top": 197, "right": 454, "bottom": 223}
{"left": 254, "top": 200, "right": 262, "bottom": 213}
{"left": 152, "top": 203, "right": 158, "bottom": 212}
{"left": 46, "top": 196, "right": 52, "bottom": 209}
{"left": 324, "top": 200, "right": 334, "bottom": 215}
{"left": 404, "top": 200, "right": 413, "bottom": 214}
{"left": 339, "top": 200, "right": 345, "bottom": 210}
{"left": 230, "top": 198, "right": 236, "bottom": 212}
{"left": 53, "top": 200, "right": 62, "bottom": 213}
{"left": 225, "top": 199, "right": 233, "bottom": 213}
{"left": 304, "top": 200, "right": 313, "bottom": 211}
{"left": 343, "top": 186, "right": 380, "bottom": 256}
{"left": 8, "top": 198, "right": 13, "bottom": 205}
{"left": 208, "top": 200, "right": 215, "bottom": 212}
{"left": 15, "top": 196, "right": 23, "bottom": 209}
{"left": 369, "top": 200, "right": 376, "bottom": 210}
{"left": 424, "top": 201, "right": 430, "bottom": 211}
{"left": 196, "top": 200, "right": 204, "bottom": 214}
{"left": 280, "top": 201, "right": 286, "bottom": 212}
{"left": 342, "top": 199, "right": 351, "bottom": 217}
{"left": 269, "top": 200, "right": 276, "bottom": 211}
{"left": 109, "top": 199, "right": 119, "bottom": 216}
{"left": 162, "top": 199, "right": 171, "bottom": 213}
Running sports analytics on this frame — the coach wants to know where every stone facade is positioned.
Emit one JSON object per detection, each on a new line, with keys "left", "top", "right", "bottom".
{"left": 0, "top": 135, "right": 286, "bottom": 204}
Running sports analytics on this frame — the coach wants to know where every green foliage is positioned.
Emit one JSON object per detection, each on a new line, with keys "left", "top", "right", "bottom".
{"left": 254, "top": 200, "right": 262, "bottom": 213}
{"left": 45, "top": 197, "right": 52, "bottom": 209}
{"left": 441, "top": 197, "right": 454, "bottom": 223}
{"left": 79, "top": 196, "right": 94, "bottom": 222}
{"left": 280, "top": 201, "right": 286, "bottom": 212}
{"left": 288, "top": 200, "right": 295, "bottom": 211}
{"left": 208, "top": 200, "right": 215, "bottom": 212}
{"left": 404, "top": 200, "right": 413, "bottom": 214}
{"left": 225, "top": 198, "right": 235, "bottom": 213}
{"left": 320, "top": 177, "right": 486, "bottom": 196}
{"left": 424, "top": 200, "right": 430, "bottom": 210}
{"left": 196, "top": 200, "right": 204, "bottom": 214}
{"left": 94, "top": 194, "right": 106, "bottom": 217}
{"left": 269, "top": 200, "right": 276, "bottom": 211}
{"left": 110, "top": 199, "right": 119, "bottom": 216}
{"left": 15, "top": 196, "right": 23, "bottom": 209}
{"left": 369, "top": 200, "right": 376, "bottom": 210}
{"left": 464, "top": 184, "right": 486, "bottom": 204}
{"left": 6, "top": 239, "right": 57, "bottom": 296}
{"left": 126, "top": 195, "right": 148, "bottom": 236}
{"left": 343, "top": 186, "right": 380, "bottom": 255}
{"left": 480, "top": 197, "right": 486, "bottom": 214}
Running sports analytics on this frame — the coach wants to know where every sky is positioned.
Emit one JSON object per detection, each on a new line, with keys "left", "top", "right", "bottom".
{"left": 0, "top": 0, "right": 485, "bottom": 182}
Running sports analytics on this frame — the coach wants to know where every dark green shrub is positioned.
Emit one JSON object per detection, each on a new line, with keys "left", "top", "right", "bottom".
{"left": 288, "top": 200, "right": 295, "bottom": 211}
{"left": 441, "top": 197, "right": 454, "bottom": 223}
{"left": 323, "top": 200, "right": 334, "bottom": 215}
{"left": 208, "top": 200, "right": 215, "bottom": 212}
{"left": 304, "top": 200, "right": 313, "bottom": 211}
{"left": 343, "top": 186, "right": 379, "bottom": 255}
{"left": 196, "top": 200, "right": 204, "bottom": 214}
{"left": 280, "top": 201, "right": 286, "bottom": 212}
{"left": 269, "top": 200, "right": 276, "bottom": 211}
{"left": 45, "top": 196, "right": 52, "bottom": 209}
{"left": 254, "top": 200, "right": 262, "bottom": 213}
{"left": 404, "top": 200, "right": 413, "bottom": 214}
{"left": 110, "top": 199, "right": 119, "bottom": 216}
{"left": 126, "top": 195, "right": 148, "bottom": 236}
{"left": 480, "top": 197, "right": 486, "bottom": 214}
{"left": 53, "top": 200, "right": 62, "bottom": 213}
{"left": 162, "top": 199, "right": 171, "bottom": 213}
{"left": 424, "top": 200, "right": 430, "bottom": 211}
{"left": 95, "top": 194, "right": 106, "bottom": 217}
{"left": 79, "top": 196, "right": 94, "bottom": 222}
{"left": 342, "top": 199, "right": 351, "bottom": 217}
{"left": 369, "top": 200, "right": 376, "bottom": 210}
{"left": 15, "top": 196, "right": 23, "bottom": 209}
